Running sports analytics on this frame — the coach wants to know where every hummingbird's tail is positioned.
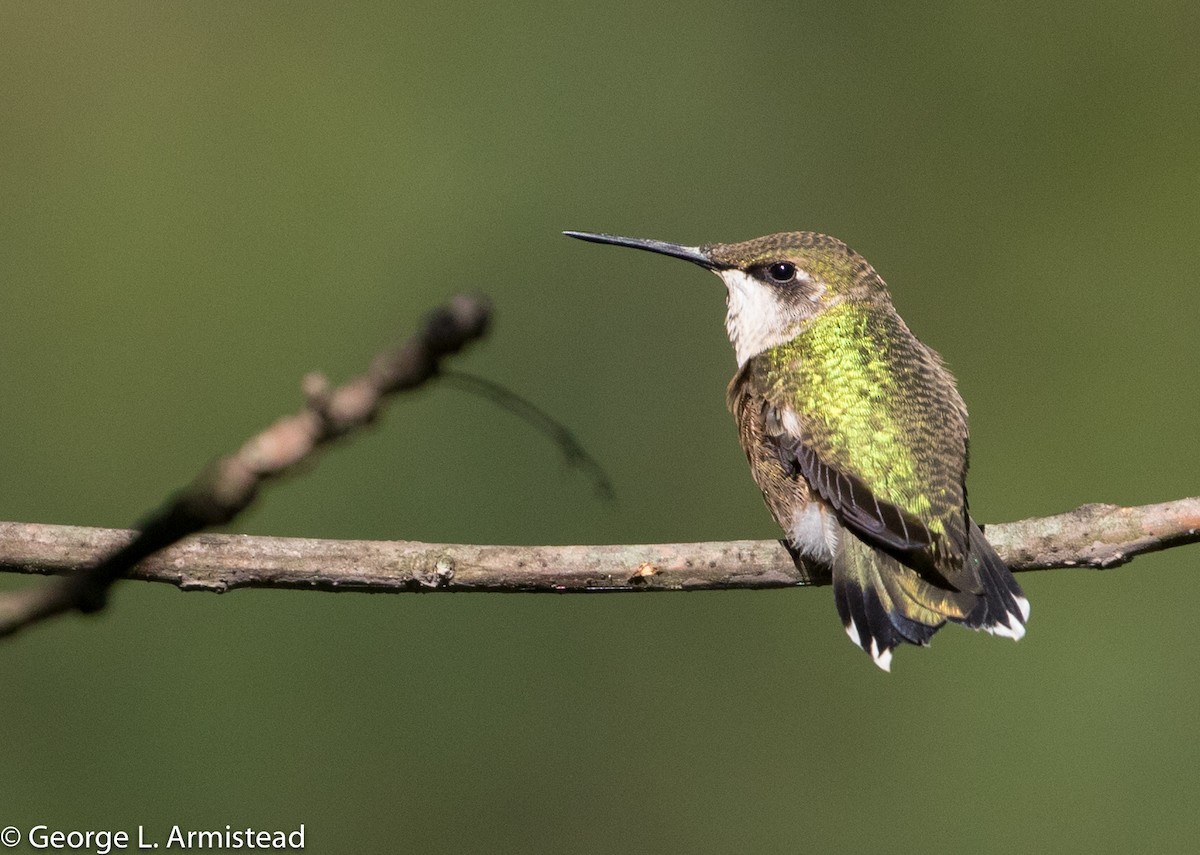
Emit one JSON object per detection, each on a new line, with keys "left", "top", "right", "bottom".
{"left": 959, "top": 520, "right": 1031, "bottom": 639}
{"left": 831, "top": 526, "right": 1029, "bottom": 671}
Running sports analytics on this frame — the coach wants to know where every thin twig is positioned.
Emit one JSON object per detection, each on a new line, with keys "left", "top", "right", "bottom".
{"left": 0, "top": 294, "right": 492, "bottom": 638}
{"left": 440, "top": 370, "right": 615, "bottom": 500}
{"left": 0, "top": 498, "right": 1195, "bottom": 597}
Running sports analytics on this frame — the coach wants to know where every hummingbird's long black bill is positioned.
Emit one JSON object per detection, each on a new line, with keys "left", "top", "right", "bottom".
{"left": 563, "top": 230, "right": 721, "bottom": 269}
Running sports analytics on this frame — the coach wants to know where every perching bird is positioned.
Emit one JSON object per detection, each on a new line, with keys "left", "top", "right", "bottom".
{"left": 566, "top": 230, "right": 1029, "bottom": 670}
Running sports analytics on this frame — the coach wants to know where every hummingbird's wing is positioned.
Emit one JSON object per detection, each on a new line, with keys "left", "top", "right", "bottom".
{"left": 728, "top": 356, "right": 971, "bottom": 586}
{"left": 761, "top": 400, "right": 973, "bottom": 593}
{"left": 774, "top": 422, "right": 934, "bottom": 555}
{"left": 772, "top": 393, "right": 1029, "bottom": 662}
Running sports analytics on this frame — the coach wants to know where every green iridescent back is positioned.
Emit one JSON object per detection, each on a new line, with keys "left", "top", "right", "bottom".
{"left": 758, "top": 292, "right": 971, "bottom": 571}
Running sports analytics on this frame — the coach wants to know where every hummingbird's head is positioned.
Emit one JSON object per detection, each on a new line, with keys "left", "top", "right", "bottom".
{"left": 565, "top": 230, "right": 883, "bottom": 366}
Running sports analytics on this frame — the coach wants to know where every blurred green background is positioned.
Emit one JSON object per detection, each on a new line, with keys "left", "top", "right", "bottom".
{"left": 2, "top": 2, "right": 1198, "bottom": 852}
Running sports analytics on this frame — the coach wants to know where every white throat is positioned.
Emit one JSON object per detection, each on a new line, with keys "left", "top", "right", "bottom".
{"left": 717, "top": 269, "right": 797, "bottom": 367}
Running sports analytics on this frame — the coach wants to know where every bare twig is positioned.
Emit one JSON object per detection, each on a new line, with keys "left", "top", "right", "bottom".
{"left": 0, "top": 294, "right": 492, "bottom": 638}
{"left": 1, "top": 499, "right": 1196, "bottom": 598}
{"left": 440, "top": 370, "right": 615, "bottom": 500}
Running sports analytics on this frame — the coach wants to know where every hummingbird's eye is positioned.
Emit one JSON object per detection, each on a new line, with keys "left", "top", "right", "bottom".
{"left": 766, "top": 261, "right": 798, "bottom": 284}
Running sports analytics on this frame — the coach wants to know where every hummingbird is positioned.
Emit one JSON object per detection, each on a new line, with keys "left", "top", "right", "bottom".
{"left": 565, "top": 229, "right": 1029, "bottom": 670}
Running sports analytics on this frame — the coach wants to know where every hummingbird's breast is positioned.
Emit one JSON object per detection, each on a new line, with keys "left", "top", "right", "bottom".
{"left": 727, "top": 357, "right": 833, "bottom": 558}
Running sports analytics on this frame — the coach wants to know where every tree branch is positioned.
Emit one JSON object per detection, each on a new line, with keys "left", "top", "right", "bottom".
{"left": 1, "top": 499, "right": 1196, "bottom": 599}
{"left": 0, "top": 294, "right": 491, "bottom": 638}
{"left": 1, "top": 289, "right": 1195, "bottom": 639}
